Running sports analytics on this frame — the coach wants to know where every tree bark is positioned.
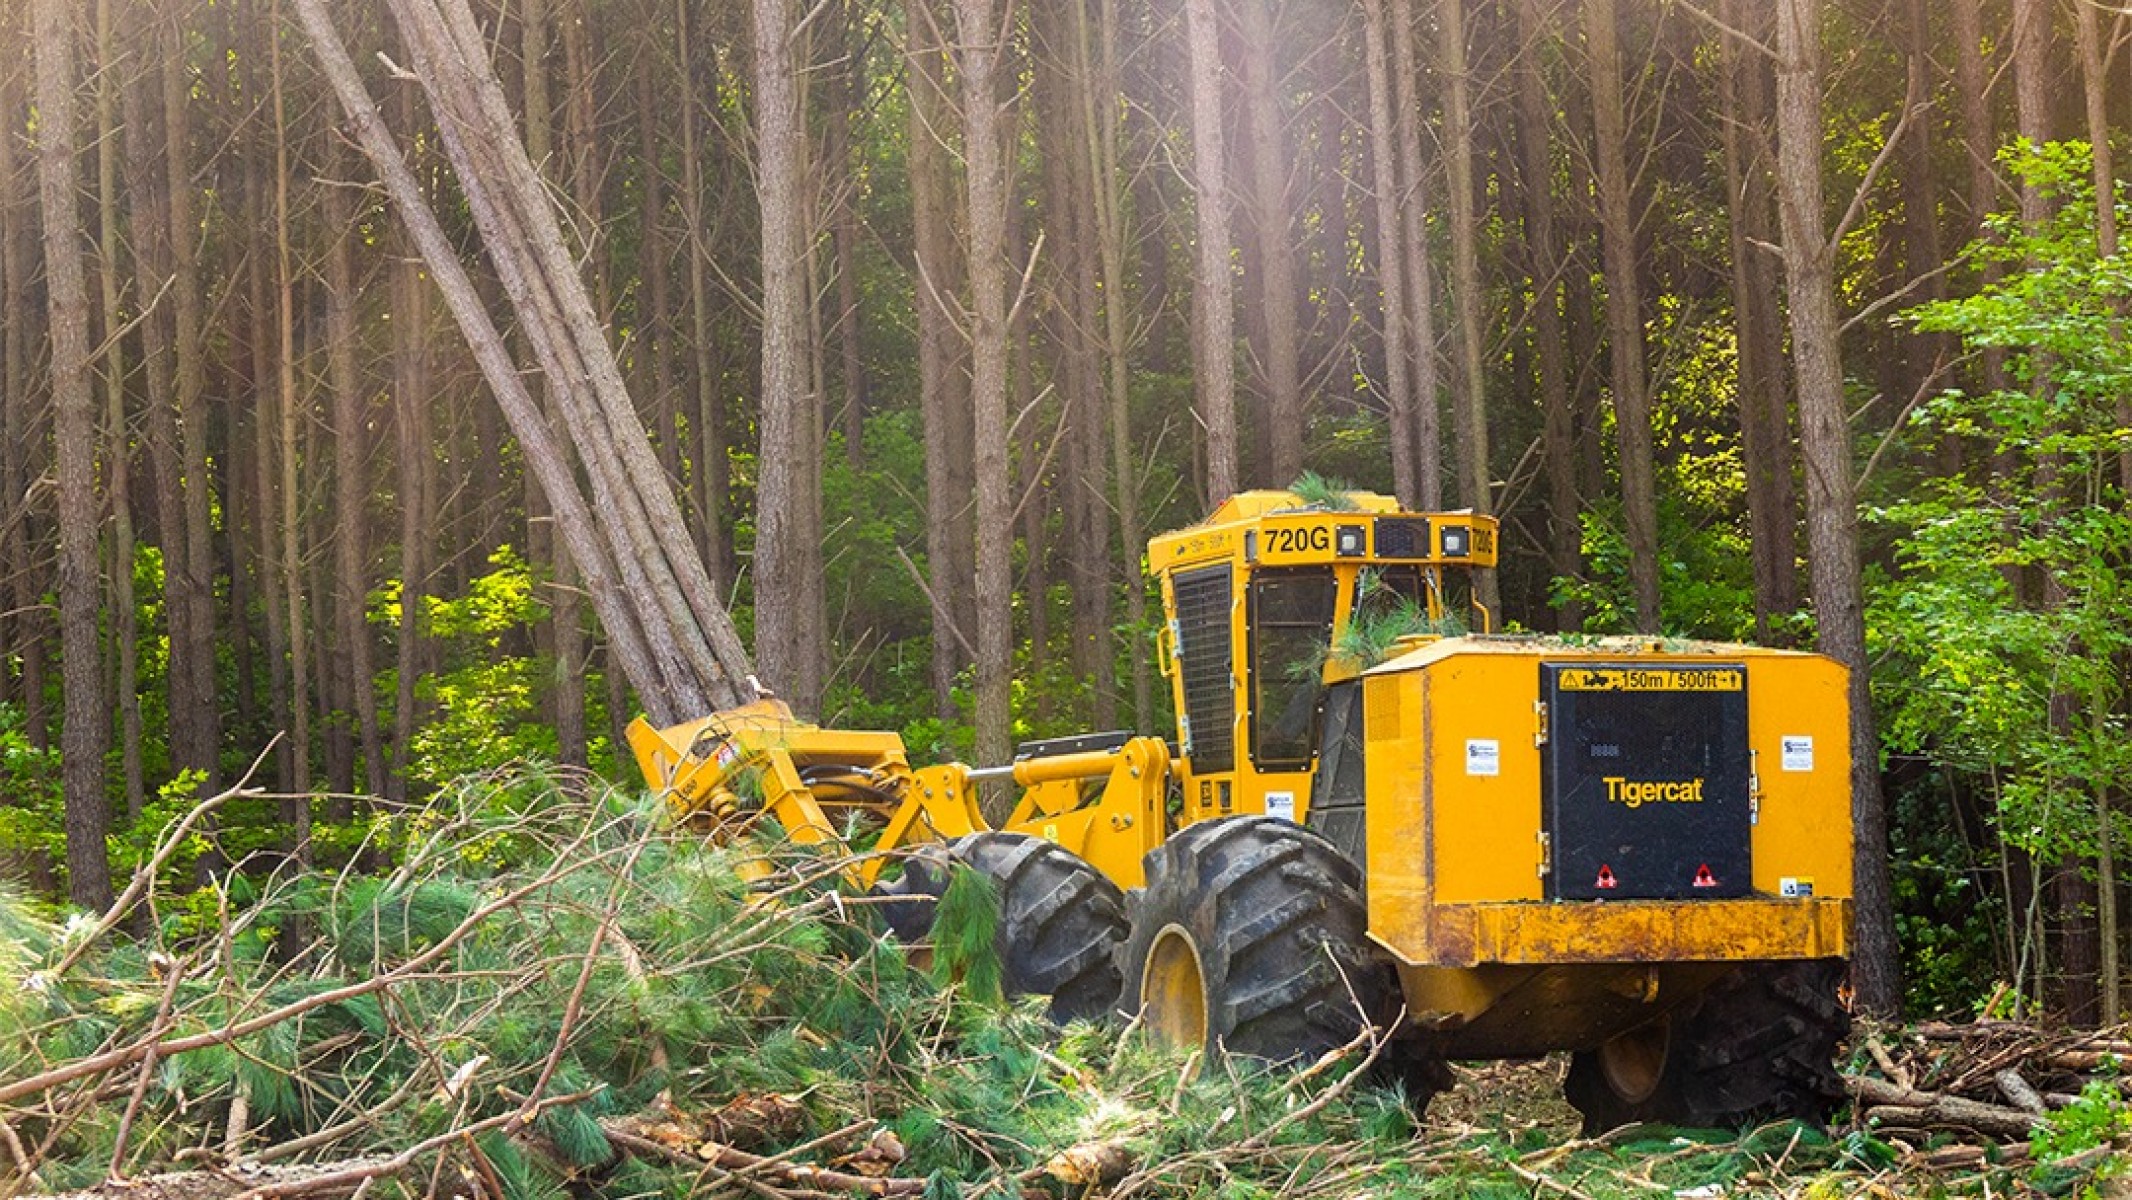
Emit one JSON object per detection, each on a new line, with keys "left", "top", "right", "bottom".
{"left": 907, "top": 5, "right": 968, "bottom": 719}
{"left": 952, "top": 0, "right": 1016, "bottom": 771}
{"left": 271, "top": 8, "right": 313, "bottom": 843}
{"left": 94, "top": 0, "right": 143, "bottom": 819}
{"left": 751, "top": 0, "right": 828, "bottom": 716}
{"left": 678, "top": 0, "right": 730, "bottom": 594}
{"left": 1182, "top": 0, "right": 1236, "bottom": 505}
{"left": 1436, "top": 0, "right": 1495, "bottom": 616}
{"left": 1718, "top": 0, "right": 1799, "bottom": 638}
{"left": 1235, "top": 0, "right": 1301, "bottom": 485}
{"left": 1079, "top": 0, "right": 1148, "bottom": 728}
{"left": 161, "top": 0, "right": 218, "bottom": 801}
{"left": 32, "top": 0, "right": 115, "bottom": 909}
{"left": 1772, "top": 0, "right": 1899, "bottom": 1018}
{"left": 1585, "top": 0, "right": 1661, "bottom": 632}
{"left": 295, "top": 0, "right": 758, "bottom": 729}
{"left": 1388, "top": 0, "right": 1441, "bottom": 508}
{"left": 1361, "top": 0, "right": 1418, "bottom": 507}
{"left": 321, "top": 153, "right": 382, "bottom": 801}
{"left": 1511, "top": 0, "right": 1579, "bottom": 630}
{"left": 2074, "top": 0, "right": 2122, "bottom": 1028}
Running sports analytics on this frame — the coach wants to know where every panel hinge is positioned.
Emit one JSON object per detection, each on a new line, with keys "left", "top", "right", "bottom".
{"left": 1748, "top": 748, "right": 1762, "bottom": 826}
{"left": 1533, "top": 700, "right": 1550, "bottom": 747}
{"left": 1537, "top": 830, "right": 1552, "bottom": 877}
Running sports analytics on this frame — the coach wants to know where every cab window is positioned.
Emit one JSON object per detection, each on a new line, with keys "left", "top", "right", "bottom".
{"left": 1250, "top": 569, "right": 1337, "bottom": 768}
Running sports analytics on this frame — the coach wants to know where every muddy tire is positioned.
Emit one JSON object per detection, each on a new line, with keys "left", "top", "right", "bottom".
{"left": 1116, "top": 817, "right": 1396, "bottom": 1063}
{"left": 1564, "top": 958, "right": 1850, "bottom": 1132}
{"left": 872, "top": 832, "right": 1128, "bottom": 1023}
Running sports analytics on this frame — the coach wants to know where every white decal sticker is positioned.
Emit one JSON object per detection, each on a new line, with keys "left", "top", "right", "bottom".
{"left": 1466, "top": 739, "right": 1501, "bottom": 777}
{"left": 1780, "top": 877, "right": 1815, "bottom": 898}
{"left": 1264, "top": 791, "right": 1296, "bottom": 823}
{"left": 1780, "top": 735, "right": 1815, "bottom": 773}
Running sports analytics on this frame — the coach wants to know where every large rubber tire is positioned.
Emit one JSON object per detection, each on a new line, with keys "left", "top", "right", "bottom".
{"left": 1563, "top": 958, "right": 1850, "bottom": 1133}
{"left": 872, "top": 832, "right": 1128, "bottom": 1024}
{"left": 1115, "top": 817, "right": 1397, "bottom": 1064}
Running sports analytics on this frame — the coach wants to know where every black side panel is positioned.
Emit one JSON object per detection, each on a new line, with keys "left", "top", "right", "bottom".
{"left": 1307, "top": 681, "right": 1367, "bottom": 866}
{"left": 1543, "top": 663, "right": 1752, "bottom": 900}
{"left": 1172, "top": 565, "right": 1235, "bottom": 774}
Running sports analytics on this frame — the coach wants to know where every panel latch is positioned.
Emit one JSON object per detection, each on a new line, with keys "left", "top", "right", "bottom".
{"left": 1533, "top": 699, "right": 1550, "bottom": 747}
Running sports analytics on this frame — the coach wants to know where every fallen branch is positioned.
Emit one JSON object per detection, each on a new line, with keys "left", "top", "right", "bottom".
{"left": 1852, "top": 1074, "right": 2043, "bottom": 1141}
{"left": 602, "top": 1124, "right": 926, "bottom": 1197}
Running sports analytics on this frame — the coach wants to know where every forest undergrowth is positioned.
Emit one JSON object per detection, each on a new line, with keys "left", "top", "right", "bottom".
{"left": 0, "top": 769, "right": 2123, "bottom": 1200}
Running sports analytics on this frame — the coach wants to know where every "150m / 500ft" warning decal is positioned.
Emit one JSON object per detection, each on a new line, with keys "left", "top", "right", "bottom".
{"left": 1555, "top": 666, "right": 1744, "bottom": 692}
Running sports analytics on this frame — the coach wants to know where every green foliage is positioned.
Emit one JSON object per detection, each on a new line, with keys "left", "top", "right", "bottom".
{"left": 0, "top": 704, "right": 64, "bottom": 865}
{"left": 928, "top": 864, "right": 1003, "bottom": 1007}
{"left": 1880, "top": 141, "right": 2132, "bottom": 881}
{"left": 1286, "top": 471, "right": 1362, "bottom": 511}
{"left": 2033, "top": 1078, "right": 2132, "bottom": 1169}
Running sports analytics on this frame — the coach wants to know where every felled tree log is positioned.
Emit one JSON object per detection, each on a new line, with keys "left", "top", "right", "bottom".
{"left": 1851, "top": 1076, "right": 2046, "bottom": 1140}
{"left": 36, "top": 1158, "right": 398, "bottom": 1200}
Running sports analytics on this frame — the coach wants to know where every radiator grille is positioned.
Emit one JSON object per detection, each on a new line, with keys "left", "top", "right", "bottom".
{"left": 1172, "top": 565, "right": 1235, "bottom": 774}
{"left": 1374, "top": 517, "right": 1431, "bottom": 559}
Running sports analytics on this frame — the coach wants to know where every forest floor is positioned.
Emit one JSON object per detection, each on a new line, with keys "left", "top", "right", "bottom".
{"left": 4, "top": 775, "right": 2127, "bottom": 1200}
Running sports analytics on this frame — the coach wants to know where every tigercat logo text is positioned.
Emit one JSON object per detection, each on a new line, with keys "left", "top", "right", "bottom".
{"left": 1604, "top": 777, "right": 1707, "bottom": 808}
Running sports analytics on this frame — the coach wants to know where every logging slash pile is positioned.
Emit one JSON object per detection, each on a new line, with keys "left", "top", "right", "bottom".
{"left": 0, "top": 769, "right": 2126, "bottom": 1199}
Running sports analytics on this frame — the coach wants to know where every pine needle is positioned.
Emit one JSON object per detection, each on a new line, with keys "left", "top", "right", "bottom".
{"left": 928, "top": 865, "right": 1003, "bottom": 1009}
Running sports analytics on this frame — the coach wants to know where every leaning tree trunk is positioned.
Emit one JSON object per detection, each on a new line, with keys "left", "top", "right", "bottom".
{"left": 295, "top": 0, "right": 758, "bottom": 728}
{"left": 1772, "top": 0, "right": 1899, "bottom": 1019}
{"left": 31, "top": 0, "right": 114, "bottom": 910}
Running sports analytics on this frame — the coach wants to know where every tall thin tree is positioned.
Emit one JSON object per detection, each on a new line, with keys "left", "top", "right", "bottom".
{"left": 31, "top": 0, "right": 114, "bottom": 908}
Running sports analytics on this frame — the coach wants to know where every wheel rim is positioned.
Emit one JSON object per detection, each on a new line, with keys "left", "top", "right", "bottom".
{"left": 1597, "top": 1017, "right": 1671, "bottom": 1105}
{"left": 1141, "top": 924, "right": 1209, "bottom": 1052}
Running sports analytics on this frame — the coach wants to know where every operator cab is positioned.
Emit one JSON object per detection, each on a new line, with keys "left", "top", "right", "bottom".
{"left": 1147, "top": 489, "right": 1499, "bottom": 827}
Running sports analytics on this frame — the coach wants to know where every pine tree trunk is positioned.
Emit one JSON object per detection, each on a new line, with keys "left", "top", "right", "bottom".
{"left": 2074, "top": 0, "right": 2122, "bottom": 1027}
{"left": 1388, "top": 0, "right": 1441, "bottom": 508}
{"left": 1235, "top": 0, "right": 1301, "bottom": 485}
{"left": 678, "top": 0, "right": 730, "bottom": 593}
{"left": 1719, "top": 0, "right": 1800, "bottom": 638}
{"left": 1182, "top": 0, "right": 1236, "bottom": 505}
{"left": 94, "top": 0, "right": 143, "bottom": 819}
{"left": 162, "top": 0, "right": 219, "bottom": 800}
{"left": 1436, "top": 0, "right": 1496, "bottom": 618}
{"left": 751, "top": 0, "right": 827, "bottom": 715}
{"left": 272, "top": 12, "right": 312, "bottom": 845}
{"left": 952, "top": 0, "right": 1016, "bottom": 773}
{"left": 1585, "top": 0, "right": 1661, "bottom": 632}
{"left": 1511, "top": 0, "right": 1579, "bottom": 630}
{"left": 324, "top": 150, "right": 385, "bottom": 800}
{"left": 1772, "top": 0, "right": 1899, "bottom": 1018}
{"left": 2, "top": 28, "right": 51, "bottom": 760}
{"left": 32, "top": 0, "right": 115, "bottom": 909}
{"left": 829, "top": 0, "right": 866, "bottom": 469}
{"left": 1361, "top": 0, "right": 1418, "bottom": 507}
{"left": 907, "top": 6, "right": 967, "bottom": 719}
{"left": 390, "top": 213, "right": 429, "bottom": 802}
{"left": 1080, "top": 0, "right": 1149, "bottom": 729}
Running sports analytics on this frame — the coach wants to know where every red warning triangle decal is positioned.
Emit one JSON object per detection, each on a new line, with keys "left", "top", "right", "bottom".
{"left": 1692, "top": 863, "right": 1719, "bottom": 888}
{"left": 1595, "top": 864, "right": 1618, "bottom": 889}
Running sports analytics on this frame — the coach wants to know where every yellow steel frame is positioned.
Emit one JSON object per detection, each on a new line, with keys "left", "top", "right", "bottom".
{"left": 627, "top": 701, "right": 1171, "bottom": 891}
